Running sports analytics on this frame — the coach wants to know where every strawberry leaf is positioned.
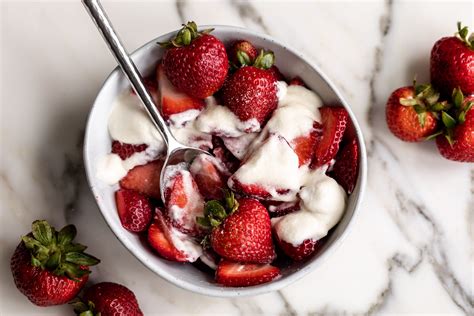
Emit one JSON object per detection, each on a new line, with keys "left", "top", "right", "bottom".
{"left": 237, "top": 51, "right": 251, "bottom": 66}
{"left": 65, "top": 252, "right": 100, "bottom": 266}
{"left": 441, "top": 111, "right": 456, "bottom": 129}
{"left": 32, "top": 220, "right": 54, "bottom": 246}
{"left": 452, "top": 88, "right": 464, "bottom": 108}
{"left": 58, "top": 224, "right": 76, "bottom": 246}
{"left": 399, "top": 98, "right": 417, "bottom": 106}
{"left": 425, "top": 130, "right": 443, "bottom": 141}
{"left": 417, "top": 112, "right": 427, "bottom": 128}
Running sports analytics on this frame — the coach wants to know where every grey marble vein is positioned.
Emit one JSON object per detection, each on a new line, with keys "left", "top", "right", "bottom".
{"left": 366, "top": 0, "right": 393, "bottom": 155}
{"left": 276, "top": 290, "right": 297, "bottom": 316}
{"left": 393, "top": 189, "right": 473, "bottom": 314}
{"left": 229, "top": 0, "right": 271, "bottom": 34}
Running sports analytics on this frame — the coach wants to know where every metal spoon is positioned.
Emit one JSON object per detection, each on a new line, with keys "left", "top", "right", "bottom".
{"left": 82, "top": 0, "right": 209, "bottom": 201}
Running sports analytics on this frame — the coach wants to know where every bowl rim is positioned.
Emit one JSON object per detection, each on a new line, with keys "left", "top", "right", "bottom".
{"left": 83, "top": 24, "right": 367, "bottom": 297}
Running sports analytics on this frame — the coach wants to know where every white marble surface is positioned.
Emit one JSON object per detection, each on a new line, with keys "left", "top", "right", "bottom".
{"left": 1, "top": 0, "right": 473, "bottom": 314}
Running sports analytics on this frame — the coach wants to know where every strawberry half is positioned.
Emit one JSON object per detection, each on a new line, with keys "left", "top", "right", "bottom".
{"left": 164, "top": 166, "right": 205, "bottom": 236}
{"left": 160, "top": 22, "right": 228, "bottom": 99}
{"left": 311, "top": 106, "right": 348, "bottom": 168}
{"left": 274, "top": 234, "right": 320, "bottom": 261}
{"left": 329, "top": 138, "right": 359, "bottom": 194}
{"left": 157, "top": 63, "right": 205, "bottom": 121}
{"left": 119, "top": 160, "right": 164, "bottom": 200}
{"left": 147, "top": 210, "right": 189, "bottom": 262}
{"left": 190, "top": 154, "right": 228, "bottom": 200}
{"left": 215, "top": 260, "right": 280, "bottom": 287}
{"left": 115, "top": 189, "right": 153, "bottom": 233}
{"left": 112, "top": 141, "right": 148, "bottom": 160}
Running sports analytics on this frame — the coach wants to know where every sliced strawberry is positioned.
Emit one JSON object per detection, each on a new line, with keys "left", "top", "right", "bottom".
{"left": 311, "top": 106, "right": 348, "bottom": 168}
{"left": 164, "top": 168, "right": 205, "bottom": 236}
{"left": 329, "top": 138, "right": 359, "bottom": 194}
{"left": 229, "top": 178, "right": 272, "bottom": 200}
{"left": 290, "top": 128, "right": 320, "bottom": 166}
{"left": 342, "top": 117, "right": 357, "bottom": 145}
{"left": 289, "top": 77, "right": 305, "bottom": 86}
{"left": 157, "top": 63, "right": 205, "bottom": 120}
{"left": 275, "top": 235, "right": 319, "bottom": 261}
{"left": 115, "top": 189, "right": 153, "bottom": 232}
{"left": 119, "top": 160, "right": 164, "bottom": 200}
{"left": 111, "top": 141, "right": 148, "bottom": 160}
{"left": 189, "top": 155, "right": 228, "bottom": 200}
{"left": 147, "top": 210, "right": 189, "bottom": 262}
{"left": 264, "top": 200, "right": 300, "bottom": 218}
{"left": 215, "top": 260, "right": 281, "bottom": 287}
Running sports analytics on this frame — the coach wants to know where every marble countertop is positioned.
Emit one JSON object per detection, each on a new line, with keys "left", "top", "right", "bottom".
{"left": 1, "top": 0, "right": 472, "bottom": 314}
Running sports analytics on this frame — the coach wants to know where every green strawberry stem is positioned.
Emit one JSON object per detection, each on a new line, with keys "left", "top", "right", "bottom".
{"left": 426, "top": 87, "right": 473, "bottom": 145}
{"left": 253, "top": 50, "right": 275, "bottom": 70}
{"left": 22, "top": 220, "right": 100, "bottom": 281}
{"left": 399, "top": 79, "right": 444, "bottom": 128}
{"left": 71, "top": 298, "right": 97, "bottom": 316}
{"left": 456, "top": 22, "right": 474, "bottom": 49}
{"left": 158, "top": 21, "right": 214, "bottom": 48}
{"left": 196, "top": 190, "right": 239, "bottom": 229}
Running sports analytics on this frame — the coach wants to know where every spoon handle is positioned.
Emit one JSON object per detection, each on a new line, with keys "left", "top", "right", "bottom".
{"left": 82, "top": 0, "right": 174, "bottom": 147}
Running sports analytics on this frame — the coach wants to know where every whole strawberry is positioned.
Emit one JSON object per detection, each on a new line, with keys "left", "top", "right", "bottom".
{"left": 435, "top": 89, "right": 474, "bottom": 162}
{"left": 228, "top": 39, "right": 258, "bottom": 67}
{"left": 221, "top": 50, "right": 278, "bottom": 125}
{"left": 431, "top": 22, "right": 474, "bottom": 96}
{"left": 197, "top": 192, "right": 276, "bottom": 264}
{"left": 10, "top": 220, "right": 100, "bottom": 306}
{"left": 386, "top": 82, "right": 442, "bottom": 142}
{"left": 73, "top": 282, "right": 143, "bottom": 316}
{"left": 160, "top": 21, "right": 228, "bottom": 99}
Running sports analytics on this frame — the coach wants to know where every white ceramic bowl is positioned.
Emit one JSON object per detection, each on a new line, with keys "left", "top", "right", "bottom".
{"left": 84, "top": 25, "right": 367, "bottom": 297}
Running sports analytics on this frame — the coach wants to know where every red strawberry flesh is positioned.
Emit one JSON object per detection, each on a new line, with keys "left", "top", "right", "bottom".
{"left": 157, "top": 63, "right": 205, "bottom": 121}
{"left": 119, "top": 160, "right": 164, "bottom": 200}
{"left": 115, "top": 189, "right": 153, "bottom": 232}
{"left": 329, "top": 139, "right": 360, "bottom": 194}
{"left": 215, "top": 260, "right": 280, "bottom": 287}
{"left": 112, "top": 141, "right": 148, "bottom": 160}
{"left": 311, "top": 106, "right": 348, "bottom": 167}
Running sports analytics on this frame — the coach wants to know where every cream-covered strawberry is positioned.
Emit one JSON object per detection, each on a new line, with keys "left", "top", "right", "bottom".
{"left": 163, "top": 163, "right": 206, "bottom": 237}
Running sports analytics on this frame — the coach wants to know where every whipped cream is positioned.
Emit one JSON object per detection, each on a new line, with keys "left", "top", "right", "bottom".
{"left": 195, "top": 97, "right": 260, "bottom": 137}
{"left": 221, "top": 133, "right": 259, "bottom": 160}
{"left": 168, "top": 225, "right": 203, "bottom": 262}
{"left": 273, "top": 173, "right": 347, "bottom": 246}
{"left": 170, "top": 122, "right": 212, "bottom": 150}
{"left": 229, "top": 135, "right": 302, "bottom": 201}
{"left": 169, "top": 109, "right": 201, "bottom": 127}
{"left": 108, "top": 92, "right": 165, "bottom": 149}
{"left": 163, "top": 163, "right": 205, "bottom": 232}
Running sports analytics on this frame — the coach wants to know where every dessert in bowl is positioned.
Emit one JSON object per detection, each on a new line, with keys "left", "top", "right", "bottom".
{"left": 84, "top": 24, "right": 367, "bottom": 297}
